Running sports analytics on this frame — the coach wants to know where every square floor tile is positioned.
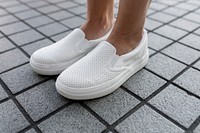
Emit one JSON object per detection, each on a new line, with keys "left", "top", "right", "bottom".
{"left": 123, "top": 69, "right": 166, "bottom": 99}
{"left": 0, "top": 15, "right": 18, "bottom": 26}
{"left": 73, "top": 0, "right": 87, "bottom": 4}
{"left": 148, "top": 48, "right": 156, "bottom": 56}
{"left": 15, "top": 10, "right": 41, "bottom": 20}
{"left": 37, "top": 22, "right": 68, "bottom": 36}
{"left": 195, "top": 9, "right": 200, "bottom": 14}
{"left": 175, "top": 3, "right": 198, "bottom": 11}
{"left": 19, "top": 0, "right": 35, "bottom": 2}
{"left": 25, "top": 128, "right": 37, "bottom": 133}
{"left": 16, "top": 80, "right": 68, "bottom": 121}
{"left": 22, "top": 39, "right": 53, "bottom": 55}
{"left": 6, "top": 5, "right": 30, "bottom": 13}
{"left": 47, "top": 0, "right": 64, "bottom": 4}
{"left": 155, "top": 25, "right": 188, "bottom": 40}
{"left": 61, "top": 17, "right": 85, "bottom": 29}
{"left": 148, "top": 32, "right": 173, "bottom": 50}
{"left": 174, "top": 68, "right": 200, "bottom": 97}
{"left": 116, "top": 105, "right": 184, "bottom": 133}
{"left": 56, "top": 1, "right": 77, "bottom": 9}
{"left": 193, "top": 60, "right": 200, "bottom": 70}
{"left": 169, "top": 18, "right": 199, "bottom": 32}
{"left": 0, "top": 8, "right": 8, "bottom": 16}
{"left": 51, "top": 30, "right": 71, "bottom": 42}
{"left": 0, "top": 21, "right": 30, "bottom": 35}
{"left": 68, "top": 6, "right": 87, "bottom": 15}
{"left": 159, "top": 0, "right": 180, "bottom": 5}
{"left": 80, "top": 13, "right": 87, "bottom": 19}
{"left": 38, "top": 103, "right": 105, "bottom": 133}
{"left": 145, "top": 18, "right": 163, "bottom": 31}
{"left": 0, "top": 37, "right": 15, "bottom": 53}
{"left": 9, "top": 29, "right": 44, "bottom": 46}
{"left": 150, "top": 84, "right": 200, "bottom": 128}
{"left": 150, "top": 2, "right": 167, "bottom": 11}
{"left": 0, "top": 85, "right": 8, "bottom": 101}
{"left": 85, "top": 88, "right": 140, "bottom": 124}
{"left": 0, "top": 33, "right": 3, "bottom": 38}
{"left": 194, "top": 28, "right": 200, "bottom": 35}
{"left": 0, "top": 49, "right": 29, "bottom": 73}
{"left": 0, "top": 1, "right": 20, "bottom": 8}
{"left": 25, "top": 15, "right": 54, "bottom": 28}
{"left": 183, "top": 13, "right": 200, "bottom": 23}
{"left": 187, "top": 0, "right": 200, "bottom": 6}
{"left": 0, "top": 100, "right": 29, "bottom": 133}
{"left": 163, "top": 7, "right": 188, "bottom": 17}
{"left": 27, "top": 1, "right": 49, "bottom": 8}
{"left": 194, "top": 124, "right": 200, "bottom": 133}
{"left": 147, "top": 9, "right": 155, "bottom": 16}
{"left": 162, "top": 43, "right": 200, "bottom": 64}
{"left": 48, "top": 10, "right": 74, "bottom": 21}
{"left": 179, "top": 33, "right": 200, "bottom": 50}
{"left": 146, "top": 53, "right": 186, "bottom": 80}
{"left": 148, "top": 12, "right": 176, "bottom": 23}
{"left": 1, "top": 64, "right": 48, "bottom": 94}
{"left": 37, "top": 5, "right": 60, "bottom": 14}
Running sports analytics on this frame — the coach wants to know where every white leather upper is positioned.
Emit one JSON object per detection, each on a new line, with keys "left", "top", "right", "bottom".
{"left": 57, "top": 29, "right": 148, "bottom": 89}
{"left": 31, "top": 28, "right": 111, "bottom": 64}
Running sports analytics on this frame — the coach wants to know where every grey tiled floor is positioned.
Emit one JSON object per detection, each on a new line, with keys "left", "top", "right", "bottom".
{"left": 0, "top": 0, "right": 200, "bottom": 133}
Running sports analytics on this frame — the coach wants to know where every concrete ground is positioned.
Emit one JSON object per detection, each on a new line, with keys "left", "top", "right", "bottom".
{"left": 0, "top": 0, "right": 200, "bottom": 132}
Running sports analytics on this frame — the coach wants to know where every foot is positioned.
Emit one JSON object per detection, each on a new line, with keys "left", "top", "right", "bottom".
{"left": 106, "top": 30, "right": 143, "bottom": 55}
{"left": 56, "top": 29, "right": 148, "bottom": 100}
{"left": 81, "top": 18, "right": 115, "bottom": 40}
{"left": 30, "top": 27, "right": 113, "bottom": 75}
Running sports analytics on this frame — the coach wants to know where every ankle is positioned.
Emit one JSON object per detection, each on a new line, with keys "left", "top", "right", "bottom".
{"left": 87, "top": 16, "right": 114, "bottom": 26}
{"left": 81, "top": 17, "right": 114, "bottom": 40}
{"left": 107, "top": 31, "right": 143, "bottom": 55}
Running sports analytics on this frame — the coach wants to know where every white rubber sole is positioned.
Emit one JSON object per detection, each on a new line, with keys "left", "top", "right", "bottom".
{"left": 30, "top": 55, "right": 84, "bottom": 75}
{"left": 56, "top": 51, "right": 149, "bottom": 100}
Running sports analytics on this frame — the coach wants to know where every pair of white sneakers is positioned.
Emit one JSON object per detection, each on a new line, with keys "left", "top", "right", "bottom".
{"left": 30, "top": 26, "right": 149, "bottom": 100}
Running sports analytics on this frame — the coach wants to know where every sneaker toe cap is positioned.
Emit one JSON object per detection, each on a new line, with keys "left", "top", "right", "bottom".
{"left": 31, "top": 47, "right": 56, "bottom": 64}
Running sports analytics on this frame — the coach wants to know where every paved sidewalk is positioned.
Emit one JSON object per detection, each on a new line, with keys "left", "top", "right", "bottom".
{"left": 1, "top": 0, "right": 200, "bottom": 132}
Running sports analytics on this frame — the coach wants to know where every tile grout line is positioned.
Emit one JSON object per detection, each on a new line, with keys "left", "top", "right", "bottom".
{"left": 1, "top": 0, "right": 200, "bottom": 132}
{"left": 0, "top": 0, "right": 82, "bottom": 27}
{"left": 17, "top": 0, "right": 78, "bottom": 30}
{"left": 151, "top": 47, "right": 200, "bottom": 72}
{"left": 52, "top": 0, "right": 200, "bottom": 129}
{"left": 79, "top": 102, "right": 119, "bottom": 133}
{"left": 0, "top": 62, "right": 29, "bottom": 75}
{"left": 121, "top": 83, "right": 187, "bottom": 131}
{"left": 0, "top": 2, "right": 74, "bottom": 128}
{"left": 0, "top": 5, "right": 58, "bottom": 45}
{"left": 147, "top": 3, "right": 200, "bottom": 36}
{"left": 186, "top": 115, "right": 200, "bottom": 133}
{"left": 19, "top": 101, "right": 74, "bottom": 133}
{"left": 42, "top": 0, "right": 88, "bottom": 20}
{"left": 107, "top": 54, "right": 200, "bottom": 131}
{"left": 149, "top": 23, "right": 200, "bottom": 60}
{"left": 0, "top": 78, "right": 42, "bottom": 133}
{"left": 26, "top": 0, "right": 200, "bottom": 132}
{"left": 1, "top": 0, "right": 200, "bottom": 59}
{"left": 103, "top": 5, "right": 200, "bottom": 129}
{"left": 0, "top": 30, "right": 30, "bottom": 58}
{"left": 0, "top": 0, "right": 88, "bottom": 57}
{"left": 144, "top": 56, "right": 200, "bottom": 101}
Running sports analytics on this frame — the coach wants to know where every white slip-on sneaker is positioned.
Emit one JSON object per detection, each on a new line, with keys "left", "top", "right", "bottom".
{"left": 30, "top": 26, "right": 114, "bottom": 75}
{"left": 56, "top": 29, "right": 149, "bottom": 100}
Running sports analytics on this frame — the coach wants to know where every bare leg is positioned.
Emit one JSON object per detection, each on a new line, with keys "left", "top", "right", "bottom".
{"left": 107, "top": 0, "right": 151, "bottom": 55}
{"left": 81, "top": 0, "right": 115, "bottom": 40}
